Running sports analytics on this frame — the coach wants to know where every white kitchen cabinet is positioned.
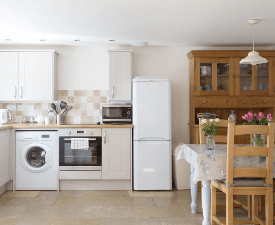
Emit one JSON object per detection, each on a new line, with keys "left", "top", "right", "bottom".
{"left": 109, "top": 51, "right": 132, "bottom": 101}
{"left": 0, "top": 52, "right": 19, "bottom": 101}
{"left": 0, "top": 129, "right": 10, "bottom": 187}
{"left": 0, "top": 51, "right": 58, "bottom": 102}
{"left": 102, "top": 128, "right": 131, "bottom": 180}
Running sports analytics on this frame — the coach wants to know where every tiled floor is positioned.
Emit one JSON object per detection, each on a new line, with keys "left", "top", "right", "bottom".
{"left": 0, "top": 189, "right": 266, "bottom": 225}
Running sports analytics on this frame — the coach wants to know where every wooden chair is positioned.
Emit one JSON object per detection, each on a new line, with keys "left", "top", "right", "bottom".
{"left": 211, "top": 121, "right": 274, "bottom": 225}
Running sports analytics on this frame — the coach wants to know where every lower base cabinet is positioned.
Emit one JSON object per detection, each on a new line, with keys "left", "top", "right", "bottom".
{"left": 102, "top": 128, "right": 131, "bottom": 180}
{"left": 0, "top": 130, "right": 10, "bottom": 187}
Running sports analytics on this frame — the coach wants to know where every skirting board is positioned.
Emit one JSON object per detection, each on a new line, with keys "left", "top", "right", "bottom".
{"left": 0, "top": 183, "right": 7, "bottom": 196}
{"left": 59, "top": 180, "right": 131, "bottom": 190}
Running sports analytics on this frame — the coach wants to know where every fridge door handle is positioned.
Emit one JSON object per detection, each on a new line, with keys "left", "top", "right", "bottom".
{"left": 138, "top": 137, "right": 167, "bottom": 141}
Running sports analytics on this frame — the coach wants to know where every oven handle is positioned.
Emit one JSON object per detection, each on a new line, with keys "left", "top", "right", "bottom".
{"left": 64, "top": 138, "right": 96, "bottom": 141}
{"left": 104, "top": 130, "right": 106, "bottom": 144}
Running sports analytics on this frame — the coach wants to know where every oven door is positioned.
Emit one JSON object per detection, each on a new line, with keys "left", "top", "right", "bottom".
{"left": 59, "top": 136, "right": 102, "bottom": 170}
{"left": 102, "top": 106, "right": 132, "bottom": 123}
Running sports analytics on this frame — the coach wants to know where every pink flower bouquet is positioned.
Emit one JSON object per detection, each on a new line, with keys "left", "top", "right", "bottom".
{"left": 242, "top": 111, "right": 273, "bottom": 125}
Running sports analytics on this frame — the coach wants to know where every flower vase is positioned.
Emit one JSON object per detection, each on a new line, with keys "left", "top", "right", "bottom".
{"left": 206, "top": 134, "right": 215, "bottom": 150}
{"left": 252, "top": 134, "right": 265, "bottom": 147}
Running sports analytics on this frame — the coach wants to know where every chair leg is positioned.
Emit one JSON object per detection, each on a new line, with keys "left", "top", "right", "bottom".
{"left": 248, "top": 195, "right": 252, "bottom": 219}
{"left": 211, "top": 181, "right": 217, "bottom": 225}
{"left": 252, "top": 195, "right": 258, "bottom": 221}
{"left": 265, "top": 187, "right": 273, "bottom": 225}
{"left": 226, "top": 187, "right": 234, "bottom": 225}
{"left": 260, "top": 195, "right": 265, "bottom": 218}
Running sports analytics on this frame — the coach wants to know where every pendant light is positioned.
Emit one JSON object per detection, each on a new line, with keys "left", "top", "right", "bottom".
{"left": 240, "top": 19, "right": 268, "bottom": 66}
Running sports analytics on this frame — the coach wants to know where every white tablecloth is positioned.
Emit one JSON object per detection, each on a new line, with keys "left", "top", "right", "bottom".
{"left": 177, "top": 144, "right": 275, "bottom": 183}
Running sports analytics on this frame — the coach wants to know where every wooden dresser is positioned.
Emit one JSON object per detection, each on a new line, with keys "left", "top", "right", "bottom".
{"left": 188, "top": 50, "right": 275, "bottom": 144}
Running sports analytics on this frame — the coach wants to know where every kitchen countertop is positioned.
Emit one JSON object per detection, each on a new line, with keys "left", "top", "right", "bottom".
{"left": 0, "top": 123, "right": 133, "bottom": 130}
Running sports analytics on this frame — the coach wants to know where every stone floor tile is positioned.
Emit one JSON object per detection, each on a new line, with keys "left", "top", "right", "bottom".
{"left": 45, "top": 218, "right": 102, "bottom": 225}
{"left": 11, "top": 218, "right": 47, "bottom": 225}
{"left": 161, "top": 217, "right": 195, "bottom": 225}
{"left": 0, "top": 207, "right": 25, "bottom": 219}
{"left": 3, "top": 197, "right": 58, "bottom": 207}
{"left": 83, "top": 191, "right": 128, "bottom": 197}
{"left": 0, "top": 198, "right": 11, "bottom": 207}
{"left": 0, "top": 191, "right": 40, "bottom": 198}
{"left": 104, "top": 197, "right": 154, "bottom": 206}
{"left": 103, "top": 218, "right": 162, "bottom": 225}
{"left": 0, "top": 218, "right": 17, "bottom": 225}
{"left": 153, "top": 197, "right": 191, "bottom": 206}
{"left": 55, "top": 197, "right": 104, "bottom": 206}
{"left": 77, "top": 206, "right": 132, "bottom": 218}
{"left": 37, "top": 191, "right": 84, "bottom": 198}
{"left": 132, "top": 206, "right": 186, "bottom": 218}
{"left": 128, "top": 191, "right": 174, "bottom": 198}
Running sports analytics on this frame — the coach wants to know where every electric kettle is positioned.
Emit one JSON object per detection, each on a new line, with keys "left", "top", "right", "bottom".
{"left": 0, "top": 109, "right": 11, "bottom": 124}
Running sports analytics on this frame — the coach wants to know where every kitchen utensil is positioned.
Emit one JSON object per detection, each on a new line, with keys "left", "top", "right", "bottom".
{"left": 204, "top": 85, "right": 212, "bottom": 91}
{"left": 60, "top": 101, "right": 67, "bottom": 111}
{"left": 0, "top": 109, "right": 11, "bottom": 124}
{"left": 51, "top": 103, "right": 58, "bottom": 114}
{"left": 197, "top": 112, "right": 219, "bottom": 119}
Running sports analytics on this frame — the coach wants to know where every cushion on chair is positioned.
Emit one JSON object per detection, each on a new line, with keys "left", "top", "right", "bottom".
{"left": 221, "top": 178, "right": 267, "bottom": 187}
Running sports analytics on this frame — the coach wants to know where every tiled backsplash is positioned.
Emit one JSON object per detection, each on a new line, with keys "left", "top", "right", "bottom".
{"left": 2, "top": 90, "right": 109, "bottom": 124}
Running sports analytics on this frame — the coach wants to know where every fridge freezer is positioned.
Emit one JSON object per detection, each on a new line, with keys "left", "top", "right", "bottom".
{"left": 133, "top": 140, "right": 172, "bottom": 190}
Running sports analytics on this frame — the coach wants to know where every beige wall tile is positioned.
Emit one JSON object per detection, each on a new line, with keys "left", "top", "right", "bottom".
{"left": 100, "top": 97, "right": 107, "bottom": 103}
{"left": 74, "top": 110, "right": 81, "bottom": 116}
{"left": 60, "top": 90, "right": 68, "bottom": 96}
{"left": 87, "top": 96, "right": 94, "bottom": 103}
{"left": 68, "top": 96, "right": 74, "bottom": 103}
{"left": 94, "top": 103, "right": 100, "bottom": 109}
{"left": 74, "top": 90, "right": 87, "bottom": 96}
{"left": 81, "top": 110, "right": 87, "bottom": 117}
{"left": 80, "top": 103, "right": 87, "bottom": 110}
{"left": 93, "top": 96, "right": 100, "bottom": 103}
{"left": 94, "top": 90, "right": 100, "bottom": 96}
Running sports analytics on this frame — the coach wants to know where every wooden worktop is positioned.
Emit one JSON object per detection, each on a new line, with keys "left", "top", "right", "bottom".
{"left": 0, "top": 123, "right": 133, "bottom": 131}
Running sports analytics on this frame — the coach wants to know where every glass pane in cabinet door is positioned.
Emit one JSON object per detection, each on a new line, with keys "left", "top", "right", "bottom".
{"left": 257, "top": 63, "right": 269, "bottom": 90}
{"left": 200, "top": 63, "right": 212, "bottom": 91}
{"left": 240, "top": 64, "right": 252, "bottom": 90}
{"left": 217, "top": 63, "right": 229, "bottom": 91}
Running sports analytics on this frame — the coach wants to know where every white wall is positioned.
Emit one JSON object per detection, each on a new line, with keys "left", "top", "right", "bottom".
{"left": 0, "top": 45, "right": 272, "bottom": 145}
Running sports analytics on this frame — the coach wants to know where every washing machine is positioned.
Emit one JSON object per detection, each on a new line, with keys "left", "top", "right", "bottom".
{"left": 16, "top": 131, "right": 59, "bottom": 190}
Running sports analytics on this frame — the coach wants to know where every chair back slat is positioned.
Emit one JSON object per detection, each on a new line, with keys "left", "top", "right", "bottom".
{"left": 199, "top": 118, "right": 233, "bottom": 144}
{"left": 234, "top": 147, "right": 268, "bottom": 157}
{"left": 235, "top": 125, "right": 269, "bottom": 136}
{"left": 226, "top": 121, "right": 274, "bottom": 185}
{"left": 233, "top": 168, "right": 266, "bottom": 178}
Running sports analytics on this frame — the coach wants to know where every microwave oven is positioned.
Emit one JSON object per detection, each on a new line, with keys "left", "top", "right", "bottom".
{"left": 102, "top": 104, "right": 132, "bottom": 124}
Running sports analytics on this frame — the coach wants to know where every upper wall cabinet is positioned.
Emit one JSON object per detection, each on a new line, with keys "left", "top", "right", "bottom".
{"left": 0, "top": 51, "right": 58, "bottom": 102}
{"left": 109, "top": 51, "right": 132, "bottom": 101}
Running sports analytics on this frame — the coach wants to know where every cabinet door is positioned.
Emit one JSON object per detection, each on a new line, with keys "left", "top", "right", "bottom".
{"left": 19, "top": 52, "right": 54, "bottom": 101}
{"left": 0, "top": 130, "right": 10, "bottom": 187}
{"left": 109, "top": 52, "right": 132, "bottom": 101}
{"left": 196, "top": 58, "right": 234, "bottom": 96}
{"left": 0, "top": 52, "right": 19, "bottom": 101}
{"left": 235, "top": 57, "right": 274, "bottom": 96}
{"left": 102, "top": 128, "right": 131, "bottom": 180}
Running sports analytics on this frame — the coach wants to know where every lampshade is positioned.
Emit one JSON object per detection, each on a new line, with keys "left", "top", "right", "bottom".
{"left": 240, "top": 51, "right": 268, "bottom": 66}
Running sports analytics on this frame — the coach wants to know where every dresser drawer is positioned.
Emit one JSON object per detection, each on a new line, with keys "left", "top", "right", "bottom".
{"left": 235, "top": 97, "right": 254, "bottom": 108}
{"left": 214, "top": 97, "right": 234, "bottom": 108}
{"left": 194, "top": 97, "right": 214, "bottom": 108}
{"left": 255, "top": 97, "right": 274, "bottom": 107}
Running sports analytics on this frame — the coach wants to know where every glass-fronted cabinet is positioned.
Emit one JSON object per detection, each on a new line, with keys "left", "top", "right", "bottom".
{"left": 196, "top": 58, "right": 234, "bottom": 96}
{"left": 235, "top": 58, "right": 273, "bottom": 96}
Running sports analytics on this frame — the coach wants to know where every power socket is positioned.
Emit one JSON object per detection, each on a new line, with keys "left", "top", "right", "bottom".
{"left": 17, "top": 105, "right": 27, "bottom": 111}
{"left": 7, "top": 105, "right": 16, "bottom": 111}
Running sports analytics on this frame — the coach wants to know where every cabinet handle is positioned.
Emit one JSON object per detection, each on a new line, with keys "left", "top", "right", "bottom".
{"left": 223, "top": 101, "right": 227, "bottom": 103}
{"left": 20, "top": 86, "right": 23, "bottom": 99}
{"left": 14, "top": 87, "right": 17, "bottom": 99}
{"left": 263, "top": 100, "right": 267, "bottom": 103}
{"left": 104, "top": 130, "right": 106, "bottom": 143}
{"left": 112, "top": 86, "right": 114, "bottom": 98}
{"left": 242, "top": 100, "right": 247, "bottom": 103}
{"left": 202, "top": 100, "right": 207, "bottom": 103}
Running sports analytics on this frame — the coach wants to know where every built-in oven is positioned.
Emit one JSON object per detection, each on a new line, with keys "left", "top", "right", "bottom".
{"left": 102, "top": 104, "right": 132, "bottom": 124}
{"left": 59, "top": 128, "right": 102, "bottom": 171}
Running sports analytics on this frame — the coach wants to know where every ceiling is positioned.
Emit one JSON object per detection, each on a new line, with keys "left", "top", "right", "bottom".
{"left": 1, "top": 0, "right": 275, "bottom": 47}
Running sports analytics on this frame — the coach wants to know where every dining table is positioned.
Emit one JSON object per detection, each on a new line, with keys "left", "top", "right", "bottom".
{"left": 177, "top": 144, "right": 275, "bottom": 225}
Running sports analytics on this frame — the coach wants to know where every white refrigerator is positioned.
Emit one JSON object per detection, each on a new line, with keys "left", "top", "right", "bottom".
{"left": 133, "top": 77, "right": 172, "bottom": 190}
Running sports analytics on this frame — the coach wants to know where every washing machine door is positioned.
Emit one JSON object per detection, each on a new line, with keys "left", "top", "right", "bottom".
{"left": 21, "top": 143, "right": 53, "bottom": 173}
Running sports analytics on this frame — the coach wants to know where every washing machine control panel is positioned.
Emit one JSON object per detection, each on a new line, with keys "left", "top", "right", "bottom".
{"left": 18, "top": 132, "right": 53, "bottom": 141}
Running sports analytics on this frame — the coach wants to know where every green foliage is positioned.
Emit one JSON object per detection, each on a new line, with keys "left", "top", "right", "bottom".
{"left": 202, "top": 123, "right": 219, "bottom": 136}
{"left": 243, "top": 117, "right": 269, "bottom": 125}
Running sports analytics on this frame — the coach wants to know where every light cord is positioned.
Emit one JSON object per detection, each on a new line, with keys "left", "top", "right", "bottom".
{"left": 253, "top": 23, "right": 254, "bottom": 51}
